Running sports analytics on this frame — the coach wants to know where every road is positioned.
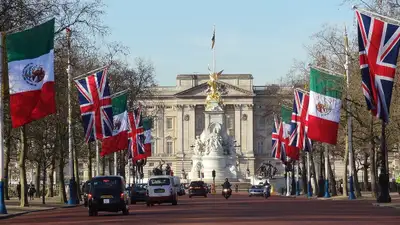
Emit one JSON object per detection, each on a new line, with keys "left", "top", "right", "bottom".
{"left": 4, "top": 193, "right": 400, "bottom": 225}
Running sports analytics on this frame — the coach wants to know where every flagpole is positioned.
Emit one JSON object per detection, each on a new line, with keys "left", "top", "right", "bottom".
{"left": 73, "top": 65, "right": 108, "bottom": 81}
{"left": 212, "top": 24, "right": 216, "bottom": 74}
{"left": 324, "top": 144, "right": 330, "bottom": 198}
{"left": 352, "top": 5, "right": 400, "bottom": 25}
{"left": 286, "top": 159, "right": 291, "bottom": 196}
{"left": 295, "top": 160, "right": 300, "bottom": 196}
{"left": 96, "top": 141, "right": 100, "bottom": 176}
{"left": 66, "top": 28, "right": 78, "bottom": 205}
{"left": 307, "top": 151, "right": 312, "bottom": 197}
{"left": 344, "top": 25, "right": 356, "bottom": 200}
{"left": 114, "top": 152, "right": 117, "bottom": 175}
{"left": 0, "top": 32, "right": 8, "bottom": 215}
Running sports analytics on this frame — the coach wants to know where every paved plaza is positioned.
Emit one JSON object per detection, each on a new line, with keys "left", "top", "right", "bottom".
{"left": 2, "top": 193, "right": 399, "bottom": 225}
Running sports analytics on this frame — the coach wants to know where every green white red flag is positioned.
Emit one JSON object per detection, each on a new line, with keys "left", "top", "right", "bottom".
{"left": 281, "top": 105, "right": 299, "bottom": 160}
{"left": 100, "top": 93, "right": 128, "bottom": 156}
{"left": 6, "top": 19, "right": 56, "bottom": 128}
{"left": 307, "top": 67, "right": 343, "bottom": 145}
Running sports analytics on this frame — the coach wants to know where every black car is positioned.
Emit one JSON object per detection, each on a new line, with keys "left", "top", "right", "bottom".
{"left": 188, "top": 181, "right": 207, "bottom": 198}
{"left": 88, "top": 176, "right": 129, "bottom": 216}
{"left": 82, "top": 180, "right": 91, "bottom": 207}
{"left": 130, "top": 183, "right": 147, "bottom": 204}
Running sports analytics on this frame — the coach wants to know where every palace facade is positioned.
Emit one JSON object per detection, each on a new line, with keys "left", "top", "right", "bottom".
{"left": 138, "top": 73, "right": 291, "bottom": 181}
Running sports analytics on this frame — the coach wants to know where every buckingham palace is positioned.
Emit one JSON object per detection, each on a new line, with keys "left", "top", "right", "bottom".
{"left": 138, "top": 73, "right": 291, "bottom": 181}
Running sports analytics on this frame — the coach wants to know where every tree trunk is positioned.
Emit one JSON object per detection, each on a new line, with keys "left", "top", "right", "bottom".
{"left": 310, "top": 152, "right": 318, "bottom": 194}
{"left": 370, "top": 115, "right": 377, "bottom": 198}
{"left": 363, "top": 152, "right": 369, "bottom": 191}
{"left": 73, "top": 144, "right": 81, "bottom": 201}
{"left": 351, "top": 150, "right": 362, "bottom": 197}
{"left": 35, "top": 163, "right": 41, "bottom": 198}
{"left": 57, "top": 126, "right": 67, "bottom": 203}
{"left": 343, "top": 138, "right": 349, "bottom": 196}
{"left": 47, "top": 156, "right": 55, "bottom": 197}
{"left": 108, "top": 157, "right": 112, "bottom": 175}
{"left": 119, "top": 152, "right": 126, "bottom": 179}
{"left": 42, "top": 161, "right": 46, "bottom": 204}
{"left": 88, "top": 143, "right": 92, "bottom": 180}
{"left": 328, "top": 155, "right": 337, "bottom": 196}
{"left": 101, "top": 156, "right": 106, "bottom": 175}
{"left": 19, "top": 125, "right": 29, "bottom": 207}
{"left": 4, "top": 135, "right": 11, "bottom": 200}
{"left": 301, "top": 152, "right": 307, "bottom": 194}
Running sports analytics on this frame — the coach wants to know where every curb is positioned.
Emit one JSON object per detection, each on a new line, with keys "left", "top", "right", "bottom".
{"left": 372, "top": 202, "right": 400, "bottom": 209}
{"left": 0, "top": 207, "right": 56, "bottom": 220}
{"left": 0, "top": 204, "right": 82, "bottom": 220}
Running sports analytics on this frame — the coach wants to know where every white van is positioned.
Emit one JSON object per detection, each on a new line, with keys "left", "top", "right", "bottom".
{"left": 146, "top": 175, "right": 178, "bottom": 206}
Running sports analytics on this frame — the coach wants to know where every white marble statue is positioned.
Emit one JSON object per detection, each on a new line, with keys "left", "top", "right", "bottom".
{"left": 193, "top": 136, "right": 203, "bottom": 156}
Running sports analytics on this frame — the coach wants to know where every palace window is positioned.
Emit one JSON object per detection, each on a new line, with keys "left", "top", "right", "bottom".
{"left": 149, "top": 163, "right": 154, "bottom": 167}
{"left": 166, "top": 117, "right": 173, "bottom": 129}
{"left": 196, "top": 116, "right": 203, "bottom": 130}
{"left": 258, "top": 117, "right": 266, "bottom": 129}
{"left": 166, "top": 141, "right": 173, "bottom": 155}
{"left": 257, "top": 141, "right": 264, "bottom": 154}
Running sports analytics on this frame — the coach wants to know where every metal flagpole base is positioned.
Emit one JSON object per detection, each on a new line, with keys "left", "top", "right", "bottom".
{"left": 296, "top": 181, "right": 300, "bottom": 196}
{"left": 0, "top": 180, "right": 7, "bottom": 214}
{"left": 68, "top": 178, "right": 77, "bottom": 205}
{"left": 307, "top": 181, "right": 312, "bottom": 197}
{"left": 348, "top": 175, "right": 356, "bottom": 200}
{"left": 377, "top": 173, "right": 391, "bottom": 203}
{"left": 324, "top": 179, "right": 330, "bottom": 198}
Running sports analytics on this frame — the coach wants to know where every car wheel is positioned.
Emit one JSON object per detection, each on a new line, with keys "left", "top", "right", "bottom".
{"left": 204, "top": 195, "right": 207, "bottom": 198}
{"left": 131, "top": 201, "right": 136, "bottom": 205}
{"left": 146, "top": 202, "right": 151, "bottom": 207}
{"left": 122, "top": 208, "right": 129, "bottom": 215}
{"left": 189, "top": 195, "right": 192, "bottom": 198}
{"left": 88, "top": 208, "right": 93, "bottom": 216}
{"left": 172, "top": 200, "right": 177, "bottom": 205}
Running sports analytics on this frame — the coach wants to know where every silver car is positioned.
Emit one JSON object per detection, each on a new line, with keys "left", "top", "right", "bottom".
{"left": 248, "top": 185, "right": 264, "bottom": 197}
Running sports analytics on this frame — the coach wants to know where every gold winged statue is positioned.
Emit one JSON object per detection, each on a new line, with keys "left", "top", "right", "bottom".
{"left": 206, "top": 65, "right": 224, "bottom": 110}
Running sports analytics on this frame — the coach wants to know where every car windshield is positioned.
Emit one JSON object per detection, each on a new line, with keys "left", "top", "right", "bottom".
{"left": 92, "top": 178, "right": 121, "bottom": 189}
{"left": 135, "top": 184, "right": 147, "bottom": 190}
{"left": 190, "top": 181, "right": 204, "bottom": 187}
{"left": 149, "top": 178, "right": 170, "bottom": 186}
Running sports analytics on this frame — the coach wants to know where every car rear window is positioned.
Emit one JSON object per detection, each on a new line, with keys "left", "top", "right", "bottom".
{"left": 92, "top": 178, "right": 121, "bottom": 189}
{"left": 190, "top": 181, "right": 204, "bottom": 187}
{"left": 149, "top": 178, "right": 170, "bottom": 186}
{"left": 135, "top": 184, "right": 147, "bottom": 190}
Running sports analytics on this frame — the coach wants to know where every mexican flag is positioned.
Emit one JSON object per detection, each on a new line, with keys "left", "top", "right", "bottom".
{"left": 140, "top": 117, "right": 152, "bottom": 159}
{"left": 6, "top": 19, "right": 56, "bottom": 128}
{"left": 281, "top": 106, "right": 299, "bottom": 160}
{"left": 100, "top": 93, "right": 129, "bottom": 156}
{"left": 307, "top": 67, "right": 343, "bottom": 145}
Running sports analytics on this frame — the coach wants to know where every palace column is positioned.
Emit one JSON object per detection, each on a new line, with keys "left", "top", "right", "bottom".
{"left": 243, "top": 104, "right": 255, "bottom": 176}
{"left": 187, "top": 105, "right": 196, "bottom": 152}
{"left": 156, "top": 105, "right": 164, "bottom": 155}
{"left": 234, "top": 104, "right": 243, "bottom": 155}
{"left": 176, "top": 104, "right": 184, "bottom": 156}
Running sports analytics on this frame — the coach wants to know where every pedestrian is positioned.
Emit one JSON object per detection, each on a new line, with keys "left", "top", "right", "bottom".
{"left": 235, "top": 184, "right": 239, "bottom": 193}
{"left": 16, "top": 182, "right": 21, "bottom": 200}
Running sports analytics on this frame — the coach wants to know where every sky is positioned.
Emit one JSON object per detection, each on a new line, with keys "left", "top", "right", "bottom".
{"left": 103, "top": 0, "right": 356, "bottom": 86}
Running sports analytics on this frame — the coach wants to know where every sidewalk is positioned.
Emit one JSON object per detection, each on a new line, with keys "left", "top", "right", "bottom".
{"left": 0, "top": 197, "right": 81, "bottom": 219}
{"left": 283, "top": 191, "right": 400, "bottom": 209}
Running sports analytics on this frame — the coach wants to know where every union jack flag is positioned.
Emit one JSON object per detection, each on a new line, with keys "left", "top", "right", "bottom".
{"left": 127, "top": 106, "right": 149, "bottom": 161}
{"left": 271, "top": 115, "right": 286, "bottom": 162}
{"left": 74, "top": 68, "right": 113, "bottom": 142}
{"left": 290, "top": 89, "right": 312, "bottom": 151}
{"left": 356, "top": 11, "right": 400, "bottom": 122}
